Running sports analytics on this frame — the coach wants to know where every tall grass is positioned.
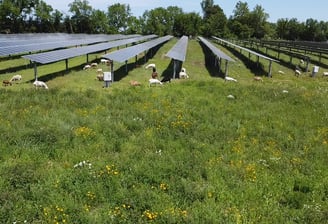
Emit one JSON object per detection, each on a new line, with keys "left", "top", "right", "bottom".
{"left": 0, "top": 38, "right": 328, "bottom": 223}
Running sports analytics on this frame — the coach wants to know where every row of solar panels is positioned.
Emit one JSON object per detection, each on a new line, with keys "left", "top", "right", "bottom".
{"left": 198, "top": 36, "right": 235, "bottom": 62}
{"left": 0, "top": 34, "right": 139, "bottom": 56}
{"left": 23, "top": 35, "right": 157, "bottom": 64}
{"left": 165, "top": 35, "right": 188, "bottom": 62}
{"left": 212, "top": 36, "right": 278, "bottom": 62}
{"left": 102, "top": 35, "right": 173, "bottom": 63}
{"left": 0, "top": 33, "right": 123, "bottom": 46}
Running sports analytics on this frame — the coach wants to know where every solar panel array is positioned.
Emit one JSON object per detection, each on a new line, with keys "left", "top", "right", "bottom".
{"left": 198, "top": 36, "right": 235, "bottom": 62}
{"left": 0, "top": 34, "right": 136, "bottom": 56}
{"left": 212, "top": 36, "right": 278, "bottom": 62}
{"left": 165, "top": 35, "right": 188, "bottom": 62}
{"left": 22, "top": 35, "right": 157, "bottom": 64}
{"left": 102, "top": 35, "right": 173, "bottom": 63}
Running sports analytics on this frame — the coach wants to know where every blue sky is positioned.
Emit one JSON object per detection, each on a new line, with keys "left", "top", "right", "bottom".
{"left": 44, "top": 0, "right": 327, "bottom": 23}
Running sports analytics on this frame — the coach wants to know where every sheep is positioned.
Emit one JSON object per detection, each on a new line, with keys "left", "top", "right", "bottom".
{"left": 145, "top": 63, "right": 156, "bottom": 69}
{"left": 253, "top": 76, "right": 263, "bottom": 82}
{"left": 96, "top": 68, "right": 103, "bottom": 74}
{"left": 96, "top": 74, "right": 104, "bottom": 81}
{"left": 225, "top": 76, "right": 238, "bottom": 82}
{"left": 295, "top": 69, "right": 301, "bottom": 77}
{"left": 2, "top": 80, "right": 12, "bottom": 86}
{"left": 300, "top": 59, "right": 304, "bottom": 64}
{"left": 10, "top": 74, "right": 22, "bottom": 82}
{"left": 179, "top": 68, "right": 189, "bottom": 79}
{"left": 33, "top": 80, "right": 48, "bottom": 89}
{"left": 323, "top": 72, "right": 328, "bottom": 77}
{"left": 83, "top": 64, "right": 91, "bottom": 70}
{"left": 227, "top": 94, "right": 235, "bottom": 99}
{"left": 100, "top": 59, "right": 110, "bottom": 64}
{"left": 151, "top": 67, "right": 159, "bottom": 79}
{"left": 149, "top": 78, "right": 162, "bottom": 87}
{"left": 278, "top": 70, "right": 285, "bottom": 74}
{"left": 91, "top": 62, "right": 98, "bottom": 68}
{"left": 130, "top": 80, "right": 141, "bottom": 86}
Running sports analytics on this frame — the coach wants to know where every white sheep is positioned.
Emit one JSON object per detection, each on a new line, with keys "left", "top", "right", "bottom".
{"left": 91, "top": 62, "right": 98, "bottom": 68}
{"left": 225, "top": 76, "right": 238, "bottom": 82}
{"left": 10, "top": 74, "right": 22, "bottom": 82}
{"left": 179, "top": 68, "right": 189, "bottom": 79}
{"left": 100, "top": 59, "right": 110, "bottom": 64}
{"left": 253, "top": 76, "right": 263, "bottom": 82}
{"left": 83, "top": 64, "right": 91, "bottom": 70}
{"left": 295, "top": 69, "right": 301, "bottom": 77}
{"left": 33, "top": 80, "right": 48, "bottom": 89}
{"left": 96, "top": 68, "right": 103, "bottom": 74}
{"left": 145, "top": 63, "right": 156, "bottom": 69}
{"left": 149, "top": 78, "right": 162, "bottom": 87}
{"left": 278, "top": 70, "right": 285, "bottom": 74}
{"left": 323, "top": 72, "right": 328, "bottom": 77}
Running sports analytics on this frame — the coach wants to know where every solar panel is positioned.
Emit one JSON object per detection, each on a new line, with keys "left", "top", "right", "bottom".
{"left": 198, "top": 37, "right": 235, "bottom": 62}
{"left": 22, "top": 35, "right": 157, "bottom": 64}
{"left": 212, "top": 36, "right": 278, "bottom": 62}
{"left": 165, "top": 35, "right": 188, "bottom": 62}
{"left": 102, "top": 35, "right": 173, "bottom": 63}
{"left": 0, "top": 34, "right": 133, "bottom": 56}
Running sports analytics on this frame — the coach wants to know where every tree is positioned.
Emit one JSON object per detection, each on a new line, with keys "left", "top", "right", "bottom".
{"left": 107, "top": 3, "right": 131, "bottom": 34}
{"left": 173, "top": 12, "right": 202, "bottom": 37}
{"left": 90, "top": 9, "right": 109, "bottom": 33}
{"left": 142, "top": 7, "right": 171, "bottom": 36}
{"left": 34, "top": 0, "right": 54, "bottom": 32}
{"left": 249, "top": 5, "right": 269, "bottom": 39}
{"left": 69, "top": 0, "right": 93, "bottom": 33}
{"left": 201, "top": 1, "right": 227, "bottom": 37}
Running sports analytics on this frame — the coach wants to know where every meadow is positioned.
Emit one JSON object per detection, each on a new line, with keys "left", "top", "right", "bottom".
{"left": 0, "top": 38, "right": 328, "bottom": 223}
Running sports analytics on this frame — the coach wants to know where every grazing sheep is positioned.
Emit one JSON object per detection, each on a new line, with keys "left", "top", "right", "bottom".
{"left": 151, "top": 67, "right": 158, "bottom": 79}
{"left": 33, "top": 80, "right": 48, "bottom": 89}
{"left": 130, "top": 80, "right": 141, "bottom": 86}
{"left": 91, "top": 62, "right": 98, "bottom": 68}
{"left": 10, "top": 74, "right": 22, "bottom": 82}
{"left": 149, "top": 78, "right": 162, "bottom": 87}
{"left": 225, "top": 76, "right": 238, "bottom": 82}
{"left": 145, "top": 63, "right": 156, "bottom": 69}
{"left": 323, "top": 72, "right": 328, "bottom": 77}
{"left": 179, "top": 68, "right": 189, "bottom": 79}
{"left": 253, "top": 76, "right": 263, "bottom": 82}
{"left": 227, "top": 94, "right": 235, "bottom": 99}
{"left": 278, "top": 70, "right": 285, "bottom": 74}
{"left": 96, "top": 68, "right": 103, "bottom": 74}
{"left": 96, "top": 74, "right": 104, "bottom": 81}
{"left": 295, "top": 69, "right": 301, "bottom": 77}
{"left": 100, "top": 59, "right": 110, "bottom": 64}
{"left": 2, "top": 80, "right": 12, "bottom": 86}
{"left": 83, "top": 64, "right": 91, "bottom": 70}
{"left": 300, "top": 59, "right": 304, "bottom": 64}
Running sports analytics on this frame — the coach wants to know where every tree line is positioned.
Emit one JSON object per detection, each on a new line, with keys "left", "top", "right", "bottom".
{"left": 0, "top": 0, "right": 327, "bottom": 41}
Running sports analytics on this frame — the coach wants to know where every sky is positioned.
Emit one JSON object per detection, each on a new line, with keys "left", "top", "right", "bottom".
{"left": 43, "top": 0, "right": 328, "bottom": 23}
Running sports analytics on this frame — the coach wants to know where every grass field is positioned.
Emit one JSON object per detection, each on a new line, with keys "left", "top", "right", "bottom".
{"left": 1, "top": 38, "right": 328, "bottom": 223}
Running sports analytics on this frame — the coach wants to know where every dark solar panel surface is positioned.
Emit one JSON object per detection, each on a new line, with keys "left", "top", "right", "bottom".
{"left": 102, "top": 35, "right": 173, "bottom": 63}
{"left": 212, "top": 36, "right": 278, "bottom": 62}
{"left": 22, "top": 35, "right": 157, "bottom": 64}
{"left": 198, "top": 37, "right": 235, "bottom": 62}
{"left": 165, "top": 36, "right": 188, "bottom": 62}
{"left": 0, "top": 34, "right": 134, "bottom": 56}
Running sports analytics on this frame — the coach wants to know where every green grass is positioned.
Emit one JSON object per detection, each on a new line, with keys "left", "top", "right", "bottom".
{"left": 1, "top": 38, "right": 328, "bottom": 223}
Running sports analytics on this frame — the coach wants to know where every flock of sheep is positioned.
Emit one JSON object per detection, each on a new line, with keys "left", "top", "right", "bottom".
{"left": 3, "top": 57, "right": 327, "bottom": 90}
{"left": 2, "top": 74, "right": 49, "bottom": 89}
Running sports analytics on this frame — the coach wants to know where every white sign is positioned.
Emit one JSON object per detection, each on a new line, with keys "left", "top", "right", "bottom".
{"left": 103, "top": 72, "right": 112, "bottom": 81}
